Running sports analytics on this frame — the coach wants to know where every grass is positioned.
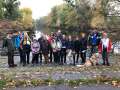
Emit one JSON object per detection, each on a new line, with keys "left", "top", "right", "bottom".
{"left": 0, "top": 54, "right": 120, "bottom": 89}
{"left": 0, "top": 80, "right": 6, "bottom": 89}
{"left": 1, "top": 76, "right": 120, "bottom": 89}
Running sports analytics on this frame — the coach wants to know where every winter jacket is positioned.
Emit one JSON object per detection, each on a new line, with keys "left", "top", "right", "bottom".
{"left": 4, "top": 38, "right": 15, "bottom": 53}
{"left": 98, "top": 38, "right": 112, "bottom": 53}
{"left": 31, "top": 40, "right": 40, "bottom": 54}
{"left": 67, "top": 40, "right": 74, "bottom": 50}
{"left": 14, "top": 35, "right": 21, "bottom": 49}
{"left": 88, "top": 32, "right": 100, "bottom": 46}
{"left": 73, "top": 40, "right": 80, "bottom": 52}
{"left": 40, "top": 39, "right": 49, "bottom": 54}
{"left": 51, "top": 39, "right": 62, "bottom": 52}
{"left": 80, "top": 37, "right": 87, "bottom": 52}
{"left": 61, "top": 39, "right": 67, "bottom": 49}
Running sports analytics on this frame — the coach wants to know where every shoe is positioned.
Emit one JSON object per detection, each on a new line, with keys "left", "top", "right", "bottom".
{"left": 102, "top": 63, "right": 105, "bottom": 65}
{"left": 13, "top": 64, "right": 17, "bottom": 67}
{"left": 9, "top": 65, "right": 13, "bottom": 68}
{"left": 107, "top": 63, "right": 110, "bottom": 66}
{"left": 23, "top": 64, "right": 26, "bottom": 67}
{"left": 96, "top": 63, "right": 99, "bottom": 66}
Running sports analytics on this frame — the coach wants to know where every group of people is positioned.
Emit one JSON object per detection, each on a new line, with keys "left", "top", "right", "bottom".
{"left": 2, "top": 29, "right": 112, "bottom": 68}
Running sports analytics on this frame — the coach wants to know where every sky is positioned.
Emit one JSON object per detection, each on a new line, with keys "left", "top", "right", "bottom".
{"left": 20, "top": 0, "right": 64, "bottom": 19}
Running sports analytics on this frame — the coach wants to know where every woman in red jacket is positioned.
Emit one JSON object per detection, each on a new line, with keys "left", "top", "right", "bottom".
{"left": 98, "top": 32, "right": 112, "bottom": 66}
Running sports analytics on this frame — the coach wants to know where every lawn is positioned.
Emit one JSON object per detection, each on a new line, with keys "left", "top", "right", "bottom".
{"left": 0, "top": 54, "right": 120, "bottom": 89}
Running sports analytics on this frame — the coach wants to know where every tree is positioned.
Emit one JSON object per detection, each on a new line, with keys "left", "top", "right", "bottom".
{"left": 64, "top": 0, "right": 95, "bottom": 30}
{"left": 4, "top": 0, "right": 21, "bottom": 20}
{"left": 0, "top": 0, "right": 4, "bottom": 19}
{"left": 19, "top": 8, "right": 33, "bottom": 30}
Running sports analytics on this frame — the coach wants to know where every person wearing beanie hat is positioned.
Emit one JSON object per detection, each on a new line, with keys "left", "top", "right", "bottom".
{"left": 98, "top": 32, "right": 112, "bottom": 66}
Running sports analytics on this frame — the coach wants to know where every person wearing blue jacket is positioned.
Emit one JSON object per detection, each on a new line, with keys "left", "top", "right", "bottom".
{"left": 88, "top": 29, "right": 100, "bottom": 56}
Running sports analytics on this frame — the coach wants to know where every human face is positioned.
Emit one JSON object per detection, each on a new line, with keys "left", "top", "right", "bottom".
{"left": 82, "top": 33, "right": 85, "bottom": 38}
{"left": 68, "top": 36, "right": 72, "bottom": 40}
{"left": 63, "top": 35, "right": 66, "bottom": 39}
{"left": 76, "top": 37, "right": 79, "bottom": 40}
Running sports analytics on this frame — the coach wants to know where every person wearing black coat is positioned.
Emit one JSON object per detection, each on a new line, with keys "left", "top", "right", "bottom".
{"left": 38, "top": 36, "right": 43, "bottom": 64}
{"left": 80, "top": 33, "right": 87, "bottom": 64}
{"left": 3, "top": 33, "right": 17, "bottom": 68}
{"left": 60, "top": 35, "right": 67, "bottom": 65}
{"left": 67, "top": 35, "right": 74, "bottom": 65}
{"left": 73, "top": 36, "right": 80, "bottom": 65}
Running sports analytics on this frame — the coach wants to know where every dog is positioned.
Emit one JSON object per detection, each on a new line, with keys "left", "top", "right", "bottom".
{"left": 77, "top": 53, "right": 99, "bottom": 67}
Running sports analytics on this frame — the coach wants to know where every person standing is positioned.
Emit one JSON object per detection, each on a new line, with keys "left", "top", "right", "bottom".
{"left": 19, "top": 32, "right": 24, "bottom": 64}
{"left": 73, "top": 36, "right": 80, "bottom": 65}
{"left": 51, "top": 36, "right": 62, "bottom": 64}
{"left": 80, "top": 33, "right": 87, "bottom": 64}
{"left": 67, "top": 35, "right": 74, "bottom": 65}
{"left": 14, "top": 32, "right": 24, "bottom": 64}
{"left": 88, "top": 29, "right": 100, "bottom": 56}
{"left": 38, "top": 35, "right": 43, "bottom": 64}
{"left": 98, "top": 32, "right": 112, "bottom": 66}
{"left": 40, "top": 35, "right": 49, "bottom": 64}
{"left": 47, "top": 33, "right": 53, "bottom": 63}
{"left": 3, "top": 32, "right": 17, "bottom": 68}
{"left": 22, "top": 32, "right": 31, "bottom": 66}
{"left": 31, "top": 38, "right": 40, "bottom": 66}
{"left": 60, "top": 35, "right": 67, "bottom": 65}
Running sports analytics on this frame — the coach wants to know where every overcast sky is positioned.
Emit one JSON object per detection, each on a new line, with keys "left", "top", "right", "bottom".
{"left": 20, "top": 0, "right": 64, "bottom": 19}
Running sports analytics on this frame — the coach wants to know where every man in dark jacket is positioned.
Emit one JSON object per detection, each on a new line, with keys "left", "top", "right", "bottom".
{"left": 73, "top": 36, "right": 80, "bottom": 65}
{"left": 80, "top": 33, "right": 87, "bottom": 64}
{"left": 38, "top": 36, "right": 43, "bottom": 64}
{"left": 60, "top": 35, "right": 67, "bottom": 65}
{"left": 3, "top": 32, "right": 17, "bottom": 68}
{"left": 67, "top": 35, "right": 74, "bottom": 65}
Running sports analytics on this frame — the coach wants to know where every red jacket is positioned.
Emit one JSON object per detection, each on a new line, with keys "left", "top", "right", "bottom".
{"left": 98, "top": 38, "right": 112, "bottom": 53}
